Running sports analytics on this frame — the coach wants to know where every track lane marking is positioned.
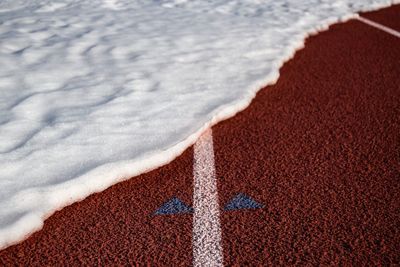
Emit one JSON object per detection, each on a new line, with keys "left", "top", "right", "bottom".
{"left": 193, "top": 128, "right": 223, "bottom": 267}
{"left": 357, "top": 16, "right": 400, "bottom": 38}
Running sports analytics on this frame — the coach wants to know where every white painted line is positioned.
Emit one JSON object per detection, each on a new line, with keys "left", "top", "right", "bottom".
{"left": 193, "top": 128, "right": 224, "bottom": 267}
{"left": 357, "top": 16, "right": 400, "bottom": 38}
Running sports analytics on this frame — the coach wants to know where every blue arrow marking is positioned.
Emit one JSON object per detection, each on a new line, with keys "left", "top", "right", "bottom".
{"left": 224, "top": 193, "right": 263, "bottom": 211}
{"left": 154, "top": 197, "right": 193, "bottom": 215}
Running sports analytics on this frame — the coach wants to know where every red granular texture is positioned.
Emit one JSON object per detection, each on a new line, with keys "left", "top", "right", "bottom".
{"left": 0, "top": 148, "right": 194, "bottom": 266}
{"left": 213, "top": 17, "right": 400, "bottom": 265}
{"left": 361, "top": 4, "right": 400, "bottom": 31}
{"left": 0, "top": 6, "right": 399, "bottom": 266}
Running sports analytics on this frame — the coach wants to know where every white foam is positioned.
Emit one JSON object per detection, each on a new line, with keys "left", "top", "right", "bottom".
{"left": 0, "top": 0, "right": 398, "bottom": 249}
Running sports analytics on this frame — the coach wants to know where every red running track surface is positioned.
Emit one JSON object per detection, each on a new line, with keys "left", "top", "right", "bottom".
{"left": 0, "top": 5, "right": 399, "bottom": 266}
{"left": 362, "top": 4, "right": 400, "bottom": 31}
{"left": 214, "top": 11, "right": 400, "bottom": 266}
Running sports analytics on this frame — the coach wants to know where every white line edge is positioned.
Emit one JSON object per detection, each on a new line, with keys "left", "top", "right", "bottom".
{"left": 356, "top": 16, "right": 400, "bottom": 38}
{"left": 192, "top": 128, "right": 224, "bottom": 267}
